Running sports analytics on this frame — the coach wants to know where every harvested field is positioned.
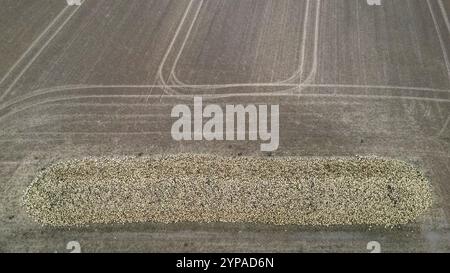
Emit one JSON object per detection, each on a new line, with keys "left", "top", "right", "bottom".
{"left": 1, "top": 0, "right": 450, "bottom": 252}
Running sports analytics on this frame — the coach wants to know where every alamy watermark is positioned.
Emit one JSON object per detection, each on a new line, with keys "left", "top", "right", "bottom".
{"left": 171, "top": 97, "right": 279, "bottom": 152}
{"left": 66, "top": 0, "right": 82, "bottom": 6}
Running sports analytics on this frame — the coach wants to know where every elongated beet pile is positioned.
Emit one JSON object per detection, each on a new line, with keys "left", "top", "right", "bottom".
{"left": 23, "top": 154, "right": 433, "bottom": 227}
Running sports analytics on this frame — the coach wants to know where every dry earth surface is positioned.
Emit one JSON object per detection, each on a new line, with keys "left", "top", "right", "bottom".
{"left": 0, "top": 0, "right": 449, "bottom": 252}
